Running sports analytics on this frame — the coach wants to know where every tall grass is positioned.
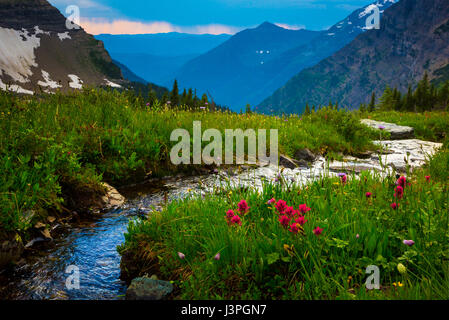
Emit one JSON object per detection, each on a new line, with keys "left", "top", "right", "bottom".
{"left": 0, "top": 89, "right": 375, "bottom": 236}
{"left": 120, "top": 165, "right": 449, "bottom": 300}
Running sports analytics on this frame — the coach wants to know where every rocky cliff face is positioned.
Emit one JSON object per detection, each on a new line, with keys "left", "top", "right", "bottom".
{"left": 259, "top": 0, "right": 449, "bottom": 114}
{"left": 0, "top": 0, "right": 123, "bottom": 94}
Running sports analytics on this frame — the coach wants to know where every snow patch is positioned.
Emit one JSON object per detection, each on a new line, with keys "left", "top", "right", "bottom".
{"left": 33, "top": 26, "right": 50, "bottom": 36}
{"left": 68, "top": 74, "right": 83, "bottom": 89}
{"left": 104, "top": 78, "right": 121, "bottom": 88}
{"left": 0, "top": 26, "right": 41, "bottom": 83}
{"left": 0, "top": 78, "right": 33, "bottom": 95}
{"left": 37, "top": 70, "right": 61, "bottom": 89}
{"left": 57, "top": 32, "right": 71, "bottom": 41}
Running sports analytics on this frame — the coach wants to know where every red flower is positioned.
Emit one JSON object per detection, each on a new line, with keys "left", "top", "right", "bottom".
{"left": 391, "top": 202, "right": 399, "bottom": 210}
{"left": 275, "top": 199, "right": 287, "bottom": 214}
{"left": 226, "top": 209, "right": 235, "bottom": 219}
{"left": 425, "top": 176, "right": 431, "bottom": 182}
{"left": 313, "top": 226, "right": 323, "bottom": 236}
{"left": 230, "top": 215, "right": 242, "bottom": 226}
{"left": 289, "top": 223, "right": 301, "bottom": 234}
{"left": 298, "top": 204, "right": 311, "bottom": 214}
{"left": 394, "top": 185, "right": 404, "bottom": 199}
{"left": 237, "top": 200, "right": 250, "bottom": 214}
{"left": 365, "top": 192, "right": 372, "bottom": 198}
{"left": 284, "top": 206, "right": 295, "bottom": 217}
{"left": 295, "top": 215, "right": 307, "bottom": 226}
{"left": 397, "top": 176, "right": 407, "bottom": 189}
{"left": 279, "top": 215, "right": 291, "bottom": 228}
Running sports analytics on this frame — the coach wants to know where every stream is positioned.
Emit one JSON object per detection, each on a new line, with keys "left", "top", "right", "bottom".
{"left": 0, "top": 136, "right": 442, "bottom": 300}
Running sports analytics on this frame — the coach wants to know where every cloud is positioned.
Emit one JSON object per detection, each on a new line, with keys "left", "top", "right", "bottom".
{"left": 79, "top": 18, "right": 243, "bottom": 35}
{"left": 274, "top": 23, "right": 306, "bottom": 30}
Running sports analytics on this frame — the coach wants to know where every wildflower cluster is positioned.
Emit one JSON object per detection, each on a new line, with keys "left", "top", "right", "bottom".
{"left": 268, "top": 198, "right": 322, "bottom": 236}
{"left": 225, "top": 199, "right": 250, "bottom": 226}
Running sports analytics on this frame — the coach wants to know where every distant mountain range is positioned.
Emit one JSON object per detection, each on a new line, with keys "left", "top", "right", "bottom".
{"left": 0, "top": 0, "right": 124, "bottom": 94}
{"left": 95, "top": 33, "right": 231, "bottom": 86}
{"left": 258, "top": 0, "right": 449, "bottom": 114}
{"left": 170, "top": 0, "right": 396, "bottom": 110}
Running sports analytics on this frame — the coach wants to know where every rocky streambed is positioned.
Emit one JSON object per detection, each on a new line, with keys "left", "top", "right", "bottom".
{"left": 0, "top": 120, "right": 442, "bottom": 300}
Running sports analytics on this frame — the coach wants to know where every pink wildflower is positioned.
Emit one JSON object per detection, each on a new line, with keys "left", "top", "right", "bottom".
{"left": 214, "top": 253, "right": 221, "bottom": 260}
{"left": 391, "top": 202, "right": 399, "bottom": 210}
{"left": 279, "top": 215, "right": 291, "bottom": 228}
{"left": 230, "top": 215, "right": 242, "bottom": 226}
{"left": 237, "top": 199, "right": 250, "bottom": 214}
{"left": 313, "top": 226, "right": 323, "bottom": 236}
{"left": 284, "top": 206, "right": 295, "bottom": 217}
{"left": 394, "top": 185, "right": 404, "bottom": 199}
{"left": 366, "top": 192, "right": 372, "bottom": 198}
{"left": 403, "top": 239, "right": 415, "bottom": 246}
{"left": 267, "top": 198, "right": 276, "bottom": 205}
{"left": 425, "top": 176, "right": 431, "bottom": 182}
{"left": 177, "top": 252, "right": 185, "bottom": 259}
{"left": 289, "top": 223, "right": 301, "bottom": 234}
{"left": 275, "top": 199, "right": 287, "bottom": 214}
{"left": 295, "top": 215, "right": 307, "bottom": 226}
{"left": 397, "top": 176, "right": 407, "bottom": 189}
{"left": 298, "top": 204, "right": 311, "bottom": 214}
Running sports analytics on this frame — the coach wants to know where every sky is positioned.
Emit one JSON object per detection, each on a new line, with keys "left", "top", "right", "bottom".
{"left": 49, "top": 0, "right": 379, "bottom": 35}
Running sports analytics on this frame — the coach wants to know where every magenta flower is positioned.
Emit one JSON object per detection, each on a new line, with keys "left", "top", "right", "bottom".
{"left": 275, "top": 199, "right": 287, "bottom": 214}
{"left": 231, "top": 215, "right": 242, "bottom": 226}
{"left": 214, "top": 253, "right": 221, "bottom": 260}
{"left": 289, "top": 223, "right": 300, "bottom": 234}
{"left": 267, "top": 198, "right": 276, "bottom": 205}
{"left": 397, "top": 176, "right": 407, "bottom": 189}
{"left": 425, "top": 175, "right": 431, "bottom": 182}
{"left": 366, "top": 192, "right": 372, "bottom": 198}
{"left": 226, "top": 209, "right": 235, "bottom": 219}
{"left": 177, "top": 252, "right": 185, "bottom": 259}
{"left": 378, "top": 125, "right": 385, "bottom": 130}
{"left": 356, "top": 234, "right": 360, "bottom": 239}
{"left": 391, "top": 202, "right": 399, "bottom": 210}
{"left": 295, "top": 215, "right": 307, "bottom": 226}
{"left": 279, "top": 215, "right": 291, "bottom": 228}
{"left": 237, "top": 199, "right": 250, "bottom": 214}
{"left": 284, "top": 206, "right": 295, "bottom": 217}
{"left": 313, "top": 226, "right": 323, "bottom": 236}
{"left": 298, "top": 204, "right": 311, "bottom": 214}
{"left": 338, "top": 173, "right": 347, "bottom": 184}
{"left": 403, "top": 239, "right": 415, "bottom": 246}
{"left": 394, "top": 185, "right": 404, "bottom": 199}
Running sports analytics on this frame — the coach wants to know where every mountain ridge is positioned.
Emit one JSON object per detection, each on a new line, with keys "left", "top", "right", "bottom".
{"left": 258, "top": 0, "right": 449, "bottom": 114}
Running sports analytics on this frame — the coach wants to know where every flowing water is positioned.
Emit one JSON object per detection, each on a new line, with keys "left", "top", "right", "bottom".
{"left": 0, "top": 138, "right": 441, "bottom": 300}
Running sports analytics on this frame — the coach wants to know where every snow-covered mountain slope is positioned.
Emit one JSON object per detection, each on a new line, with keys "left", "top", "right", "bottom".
{"left": 0, "top": 0, "right": 123, "bottom": 95}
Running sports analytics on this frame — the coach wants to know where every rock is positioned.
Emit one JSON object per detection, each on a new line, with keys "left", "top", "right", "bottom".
{"left": 101, "top": 182, "right": 125, "bottom": 210}
{"left": 280, "top": 154, "right": 308, "bottom": 169}
{"left": 24, "top": 237, "right": 48, "bottom": 249}
{"left": 34, "top": 222, "right": 46, "bottom": 229}
{"left": 361, "top": 119, "right": 415, "bottom": 140}
{"left": 126, "top": 277, "right": 173, "bottom": 300}
{"left": 294, "top": 148, "right": 316, "bottom": 162}
{"left": 47, "top": 216, "right": 56, "bottom": 223}
{"left": 0, "top": 234, "right": 24, "bottom": 269}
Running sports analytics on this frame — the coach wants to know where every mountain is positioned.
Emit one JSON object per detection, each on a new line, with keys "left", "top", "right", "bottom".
{"left": 252, "top": 0, "right": 396, "bottom": 111}
{"left": 259, "top": 0, "right": 449, "bottom": 114}
{"left": 95, "top": 33, "right": 231, "bottom": 86}
{"left": 0, "top": 0, "right": 125, "bottom": 94}
{"left": 171, "top": 22, "right": 321, "bottom": 110}
{"left": 113, "top": 59, "right": 148, "bottom": 84}
{"left": 172, "top": 1, "right": 396, "bottom": 111}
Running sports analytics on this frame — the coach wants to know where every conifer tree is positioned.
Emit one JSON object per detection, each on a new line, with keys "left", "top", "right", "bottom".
{"left": 368, "top": 92, "right": 376, "bottom": 112}
{"left": 304, "top": 103, "right": 311, "bottom": 115}
{"left": 170, "top": 79, "right": 180, "bottom": 106}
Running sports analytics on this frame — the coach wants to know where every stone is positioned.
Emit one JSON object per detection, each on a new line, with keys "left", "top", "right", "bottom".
{"left": 280, "top": 154, "right": 308, "bottom": 169}
{"left": 294, "top": 148, "right": 316, "bottom": 162}
{"left": 0, "top": 235, "right": 24, "bottom": 269}
{"left": 101, "top": 182, "right": 125, "bottom": 210}
{"left": 126, "top": 277, "right": 173, "bottom": 300}
{"left": 361, "top": 119, "right": 415, "bottom": 140}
